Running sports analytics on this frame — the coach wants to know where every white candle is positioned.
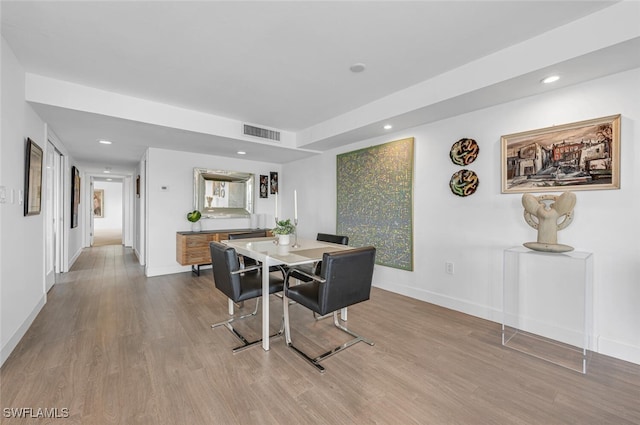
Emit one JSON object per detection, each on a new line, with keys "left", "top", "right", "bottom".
{"left": 294, "top": 190, "right": 298, "bottom": 220}
{"left": 274, "top": 192, "right": 278, "bottom": 220}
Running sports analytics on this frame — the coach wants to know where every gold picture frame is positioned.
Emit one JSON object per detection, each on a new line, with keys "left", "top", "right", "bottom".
{"left": 501, "top": 114, "right": 620, "bottom": 193}
{"left": 24, "top": 138, "right": 43, "bottom": 216}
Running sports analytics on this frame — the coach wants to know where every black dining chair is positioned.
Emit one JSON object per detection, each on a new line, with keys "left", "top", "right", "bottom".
{"left": 227, "top": 230, "right": 284, "bottom": 275}
{"left": 227, "top": 230, "right": 267, "bottom": 268}
{"left": 288, "top": 233, "right": 350, "bottom": 320}
{"left": 209, "top": 241, "right": 284, "bottom": 352}
{"left": 282, "top": 246, "right": 376, "bottom": 372}
{"left": 289, "top": 233, "right": 349, "bottom": 279}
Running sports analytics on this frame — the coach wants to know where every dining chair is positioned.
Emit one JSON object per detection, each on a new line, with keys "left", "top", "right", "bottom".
{"left": 290, "top": 233, "right": 349, "bottom": 279}
{"left": 282, "top": 246, "right": 376, "bottom": 372}
{"left": 209, "top": 241, "right": 284, "bottom": 352}
{"left": 227, "top": 230, "right": 284, "bottom": 275}
{"left": 227, "top": 230, "right": 267, "bottom": 269}
{"left": 288, "top": 233, "right": 350, "bottom": 320}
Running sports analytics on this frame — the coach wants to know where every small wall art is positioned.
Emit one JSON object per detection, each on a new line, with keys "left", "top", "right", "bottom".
{"left": 70, "top": 165, "right": 80, "bottom": 227}
{"left": 259, "top": 175, "right": 268, "bottom": 198}
{"left": 24, "top": 138, "right": 43, "bottom": 216}
{"left": 450, "top": 138, "right": 479, "bottom": 166}
{"left": 93, "top": 189, "right": 104, "bottom": 218}
{"left": 450, "top": 169, "right": 479, "bottom": 197}
{"left": 270, "top": 171, "right": 278, "bottom": 194}
{"left": 501, "top": 114, "right": 620, "bottom": 193}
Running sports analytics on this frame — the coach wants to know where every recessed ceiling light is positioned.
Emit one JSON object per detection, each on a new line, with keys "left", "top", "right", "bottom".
{"left": 541, "top": 75, "right": 560, "bottom": 84}
{"left": 383, "top": 124, "right": 393, "bottom": 130}
{"left": 350, "top": 63, "right": 366, "bottom": 73}
{"left": 98, "top": 140, "right": 112, "bottom": 144}
{"left": 237, "top": 151, "right": 246, "bottom": 155}
{"left": 107, "top": 178, "right": 112, "bottom": 181}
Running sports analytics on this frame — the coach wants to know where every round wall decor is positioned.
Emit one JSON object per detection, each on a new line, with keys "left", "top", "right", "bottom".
{"left": 450, "top": 138, "right": 479, "bottom": 166}
{"left": 450, "top": 169, "right": 479, "bottom": 197}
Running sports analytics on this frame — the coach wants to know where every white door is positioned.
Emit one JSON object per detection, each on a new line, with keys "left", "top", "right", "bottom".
{"left": 45, "top": 141, "right": 63, "bottom": 291}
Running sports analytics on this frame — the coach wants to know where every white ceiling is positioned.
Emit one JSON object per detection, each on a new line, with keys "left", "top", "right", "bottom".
{"left": 2, "top": 0, "right": 638, "bottom": 174}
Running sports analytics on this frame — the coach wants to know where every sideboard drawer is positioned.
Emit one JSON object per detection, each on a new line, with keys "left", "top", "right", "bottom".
{"left": 176, "top": 229, "right": 271, "bottom": 267}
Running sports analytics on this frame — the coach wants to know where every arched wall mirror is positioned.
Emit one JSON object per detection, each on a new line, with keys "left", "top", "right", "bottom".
{"left": 193, "top": 168, "right": 254, "bottom": 218}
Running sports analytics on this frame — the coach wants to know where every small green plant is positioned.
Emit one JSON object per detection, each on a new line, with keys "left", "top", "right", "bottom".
{"left": 186, "top": 210, "right": 201, "bottom": 223}
{"left": 272, "top": 219, "right": 295, "bottom": 235}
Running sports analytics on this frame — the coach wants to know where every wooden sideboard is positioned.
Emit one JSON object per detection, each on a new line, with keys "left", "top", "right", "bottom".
{"left": 176, "top": 228, "right": 272, "bottom": 274}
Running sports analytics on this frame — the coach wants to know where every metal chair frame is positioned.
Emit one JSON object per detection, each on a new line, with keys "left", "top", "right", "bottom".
{"left": 282, "top": 253, "right": 375, "bottom": 373}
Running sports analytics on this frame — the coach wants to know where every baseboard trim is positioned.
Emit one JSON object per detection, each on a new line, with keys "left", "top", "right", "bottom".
{"left": 68, "top": 247, "right": 82, "bottom": 270}
{"left": 373, "top": 281, "right": 640, "bottom": 366}
{"left": 597, "top": 336, "right": 640, "bottom": 365}
{"left": 145, "top": 264, "right": 192, "bottom": 277}
{"left": 0, "top": 294, "right": 46, "bottom": 367}
{"left": 373, "top": 281, "right": 502, "bottom": 323}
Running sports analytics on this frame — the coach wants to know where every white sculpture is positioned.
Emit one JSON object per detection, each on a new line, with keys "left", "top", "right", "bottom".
{"left": 522, "top": 192, "right": 576, "bottom": 253}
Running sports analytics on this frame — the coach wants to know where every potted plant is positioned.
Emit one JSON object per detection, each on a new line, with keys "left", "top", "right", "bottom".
{"left": 272, "top": 218, "right": 295, "bottom": 246}
{"left": 187, "top": 210, "right": 202, "bottom": 232}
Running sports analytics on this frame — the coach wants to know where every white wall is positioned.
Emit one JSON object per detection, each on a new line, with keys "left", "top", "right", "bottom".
{"left": 0, "top": 37, "right": 47, "bottom": 365}
{"left": 94, "top": 180, "right": 123, "bottom": 230}
{"left": 145, "top": 148, "right": 280, "bottom": 277}
{"left": 284, "top": 68, "right": 640, "bottom": 365}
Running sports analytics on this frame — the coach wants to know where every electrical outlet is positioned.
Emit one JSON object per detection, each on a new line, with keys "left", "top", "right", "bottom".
{"left": 446, "top": 262, "right": 455, "bottom": 275}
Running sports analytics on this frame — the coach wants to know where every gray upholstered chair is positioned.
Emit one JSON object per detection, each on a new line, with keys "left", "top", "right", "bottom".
{"left": 209, "top": 241, "right": 284, "bottom": 352}
{"left": 282, "top": 246, "right": 376, "bottom": 372}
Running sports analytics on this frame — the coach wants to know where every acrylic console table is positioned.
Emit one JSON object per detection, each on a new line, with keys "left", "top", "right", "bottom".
{"left": 502, "top": 247, "right": 593, "bottom": 374}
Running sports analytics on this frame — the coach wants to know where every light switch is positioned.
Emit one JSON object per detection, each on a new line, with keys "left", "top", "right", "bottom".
{"left": 0, "top": 186, "right": 6, "bottom": 203}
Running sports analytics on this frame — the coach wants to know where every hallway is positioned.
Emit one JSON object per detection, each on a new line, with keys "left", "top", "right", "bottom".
{"left": 92, "top": 228, "right": 122, "bottom": 247}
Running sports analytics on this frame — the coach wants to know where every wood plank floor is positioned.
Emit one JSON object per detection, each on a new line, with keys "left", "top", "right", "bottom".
{"left": 2, "top": 245, "right": 639, "bottom": 424}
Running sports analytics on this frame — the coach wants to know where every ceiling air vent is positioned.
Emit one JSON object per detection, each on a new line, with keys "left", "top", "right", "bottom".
{"left": 243, "top": 124, "right": 281, "bottom": 142}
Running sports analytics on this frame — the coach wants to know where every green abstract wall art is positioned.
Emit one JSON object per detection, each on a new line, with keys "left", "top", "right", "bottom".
{"left": 337, "top": 137, "right": 414, "bottom": 271}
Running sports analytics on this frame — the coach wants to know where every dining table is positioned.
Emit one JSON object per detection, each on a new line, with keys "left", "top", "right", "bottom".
{"left": 221, "top": 236, "right": 354, "bottom": 351}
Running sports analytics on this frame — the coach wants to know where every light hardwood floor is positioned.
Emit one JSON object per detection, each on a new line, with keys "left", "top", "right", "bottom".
{"left": 1, "top": 245, "right": 639, "bottom": 424}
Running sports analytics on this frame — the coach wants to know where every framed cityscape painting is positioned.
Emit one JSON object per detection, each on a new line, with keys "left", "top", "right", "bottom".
{"left": 501, "top": 114, "right": 620, "bottom": 193}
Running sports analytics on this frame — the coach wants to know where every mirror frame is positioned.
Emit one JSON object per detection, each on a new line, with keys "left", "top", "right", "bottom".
{"left": 193, "top": 168, "right": 254, "bottom": 219}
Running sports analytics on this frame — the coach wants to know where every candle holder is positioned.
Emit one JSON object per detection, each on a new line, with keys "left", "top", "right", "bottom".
{"left": 292, "top": 218, "right": 300, "bottom": 248}
{"left": 273, "top": 216, "right": 279, "bottom": 244}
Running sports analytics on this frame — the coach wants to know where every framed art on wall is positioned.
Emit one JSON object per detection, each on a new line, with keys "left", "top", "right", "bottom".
{"left": 337, "top": 137, "right": 414, "bottom": 271}
{"left": 24, "top": 138, "right": 43, "bottom": 216}
{"left": 93, "top": 189, "right": 104, "bottom": 218}
{"left": 270, "top": 172, "right": 278, "bottom": 194}
{"left": 259, "top": 175, "right": 268, "bottom": 198}
{"left": 501, "top": 114, "right": 620, "bottom": 193}
{"left": 70, "top": 166, "right": 80, "bottom": 227}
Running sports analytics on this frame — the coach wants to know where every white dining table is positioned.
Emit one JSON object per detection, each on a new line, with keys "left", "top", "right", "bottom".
{"left": 222, "top": 237, "right": 353, "bottom": 351}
